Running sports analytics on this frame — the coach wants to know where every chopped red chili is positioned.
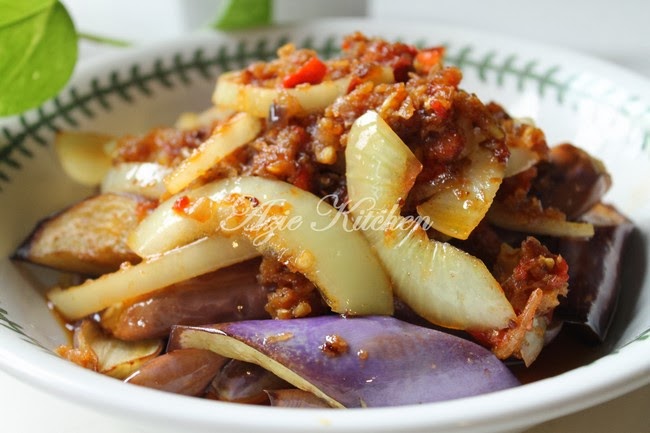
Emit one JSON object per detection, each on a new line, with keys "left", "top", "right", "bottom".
{"left": 415, "top": 46, "right": 445, "bottom": 74}
{"left": 172, "top": 195, "right": 191, "bottom": 214}
{"left": 282, "top": 56, "right": 328, "bottom": 88}
{"left": 430, "top": 99, "right": 449, "bottom": 118}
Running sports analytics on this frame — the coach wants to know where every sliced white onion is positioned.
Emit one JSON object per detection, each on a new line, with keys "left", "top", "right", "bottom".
{"left": 174, "top": 106, "right": 236, "bottom": 130}
{"left": 213, "top": 67, "right": 394, "bottom": 118}
{"left": 519, "top": 316, "right": 547, "bottom": 366}
{"left": 128, "top": 183, "right": 244, "bottom": 257}
{"left": 100, "top": 162, "right": 172, "bottom": 199}
{"left": 129, "top": 176, "right": 394, "bottom": 316}
{"left": 74, "top": 319, "right": 163, "bottom": 379}
{"left": 416, "top": 146, "right": 505, "bottom": 240}
{"left": 345, "top": 110, "right": 422, "bottom": 214}
{"left": 164, "top": 112, "right": 262, "bottom": 195}
{"left": 366, "top": 220, "right": 516, "bottom": 330}
{"left": 346, "top": 111, "right": 515, "bottom": 331}
{"left": 504, "top": 146, "right": 540, "bottom": 178}
{"left": 54, "top": 131, "right": 114, "bottom": 186}
{"left": 48, "top": 236, "right": 259, "bottom": 320}
{"left": 487, "top": 202, "right": 595, "bottom": 238}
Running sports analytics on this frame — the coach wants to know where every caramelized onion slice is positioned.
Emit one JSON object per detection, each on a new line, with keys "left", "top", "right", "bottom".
{"left": 164, "top": 113, "right": 262, "bottom": 195}
{"left": 101, "top": 162, "right": 172, "bottom": 199}
{"left": 519, "top": 316, "right": 548, "bottom": 366}
{"left": 487, "top": 202, "right": 595, "bottom": 238}
{"left": 213, "top": 67, "right": 394, "bottom": 118}
{"left": 47, "top": 236, "right": 259, "bottom": 320}
{"left": 54, "top": 131, "right": 114, "bottom": 185}
{"left": 504, "top": 147, "right": 540, "bottom": 178}
{"left": 362, "top": 221, "right": 514, "bottom": 330}
{"left": 345, "top": 110, "right": 422, "bottom": 213}
{"left": 129, "top": 176, "right": 394, "bottom": 316}
{"left": 416, "top": 146, "right": 505, "bottom": 240}
{"left": 345, "top": 111, "right": 515, "bottom": 330}
{"left": 74, "top": 319, "right": 163, "bottom": 379}
{"left": 174, "top": 106, "right": 235, "bottom": 130}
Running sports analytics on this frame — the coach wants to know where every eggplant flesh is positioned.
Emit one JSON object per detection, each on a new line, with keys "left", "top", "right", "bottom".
{"left": 101, "top": 259, "right": 269, "bottom": 340}
{"left": 533, "top": 143, "right": 611, "bottom": 220}
{"left": 12, "top": 193, "right": 148, "bottom": 275}
{"left": 169, "top": 315, "right": 519, "bottom": 408}
{"left": 208, "top": 359, "right": 290, "bottom": 404}
{"left": 266, "top": 389, "right": 330, "bottom": 408}
{"left": 125, "top": 348, "right": 227, "bottom": 396}
{"left": 556, "top": 203, "right": 634, "bottom": 342}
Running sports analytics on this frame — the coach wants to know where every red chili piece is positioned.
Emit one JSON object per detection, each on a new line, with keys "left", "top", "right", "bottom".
{"left": 172, "top": 195, "right": 191, "bottom": 214}
{"left": 430, "top": 100, "right": 449, "bottom": 118}
{"left": 415, "top": 47, "right": 445, "bottom": 74}
{"left": 282, "top": 57, "right": 327, "bottom": 89}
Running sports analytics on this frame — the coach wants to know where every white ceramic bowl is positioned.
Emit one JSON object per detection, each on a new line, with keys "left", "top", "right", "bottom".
{"left": 1, "top": 19, "right": 649, "bottom": 433}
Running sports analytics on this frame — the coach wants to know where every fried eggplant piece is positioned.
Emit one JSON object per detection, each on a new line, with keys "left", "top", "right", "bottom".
{"left": 100, "top": 259, "right": 269, "bottom": 341}
{"left": 556, "top": 203, "right": 634, "bottom": 342}
{"left": 533, "top": 143, "right": 612, "bottom": 220}
{"left": 13, "top": 193, "right": 153, "bottom": 276}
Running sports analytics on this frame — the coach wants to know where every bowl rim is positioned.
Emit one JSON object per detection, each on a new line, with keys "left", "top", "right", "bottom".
{"left": 1, "top": 330, "right": 648, "bottom": 433}
{"left": 1, "top": 17, "right": 649, "bottom": 433}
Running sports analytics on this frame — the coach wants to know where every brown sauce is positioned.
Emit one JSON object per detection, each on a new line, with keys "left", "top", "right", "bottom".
{"left": 508, "top": 327, "right": 609, "bottom": 384}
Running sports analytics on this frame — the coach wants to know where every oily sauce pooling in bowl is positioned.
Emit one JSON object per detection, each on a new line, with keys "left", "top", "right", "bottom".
{"left": 12, "top": 32, "right": 633, "bottom": 408}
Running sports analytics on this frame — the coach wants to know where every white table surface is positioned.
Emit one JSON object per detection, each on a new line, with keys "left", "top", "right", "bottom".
{"left": 1, "top": 1, "right": 648, "bottom": 432}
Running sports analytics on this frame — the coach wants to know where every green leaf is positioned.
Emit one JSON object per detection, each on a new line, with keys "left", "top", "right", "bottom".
{"left": 213, "top": 0, "right": 273, "bottom": 31}
{"left": 0, "top": 0, "right": 54, "bottom": 27}
{"left": 0, "top": 0, "right": 78, "bottom": 116}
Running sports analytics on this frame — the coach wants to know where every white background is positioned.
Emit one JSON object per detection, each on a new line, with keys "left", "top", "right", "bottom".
{"left": 59, "top": 0, "right": 650, "bottom": 76}
{"left": 1, "top": 1, "right": 648, "bottom": 432}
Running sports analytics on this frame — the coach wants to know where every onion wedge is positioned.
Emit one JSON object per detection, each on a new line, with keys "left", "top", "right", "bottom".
{"left": 174, "top": 106, "right": 235, "bottom": 130}
{"left": 487, "top": 202, "right": 595, "bottom": 238}
{"left": 360, "top": 221, "right": 515, "bottom": 330}
{"left": 504, "top": 146, "right": 540, "bottom": 178}
{"left": 129, "top": 176, "right": 394, "bottom": 316}
{"left": 47, "top": 236, "right": 259, "bottom": 320}
{"left": 213, "top": 67, "right": 394, "bottom": 118}
{"left": 416, "top": 146, "right": 505, "bottom": 240}
{"left": 101, "top": 162, "right": 172, "bottom": 199}
{"left": 54, "top": 131, "right": 114, "bottom": 186}
{"left": 164, "top": 113, "right": 262, "bottom": 194}
{"left": 345, "top": 111, "right": 515, "bottom": 331}
{"left": 346, "top": 110, "right": 422, "bottom": 213}
{"left": 73, "top": 319, "right": 163, "bottom": 379}
{"left": 519, "top": 316, "right": 548, "bottom": 366}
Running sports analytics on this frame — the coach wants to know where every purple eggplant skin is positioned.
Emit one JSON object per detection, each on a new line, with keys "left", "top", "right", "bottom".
{"left": 169, "top": 316, "right": 520, "bottom": 408}
{"left": 125, "top": 348, "right": 227, "bottom": 396}
{"left": 100, "top": 259, "right": 269, "bottom": 340}
{"left": 555, "top": 204, "right": 635, "bottom": 342}
{"left": 266, "top": 389, "right": 331, "bottom": 408}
